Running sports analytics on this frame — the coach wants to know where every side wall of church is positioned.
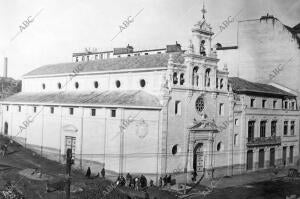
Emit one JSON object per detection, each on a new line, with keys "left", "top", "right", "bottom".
{"left": 0, "top": 105, "right": 162, "bottom": 181}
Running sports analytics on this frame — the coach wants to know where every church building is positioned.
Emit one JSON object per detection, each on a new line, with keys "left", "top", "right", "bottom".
{"left": 0, "top": 7, "right": 299, "bottom": 184}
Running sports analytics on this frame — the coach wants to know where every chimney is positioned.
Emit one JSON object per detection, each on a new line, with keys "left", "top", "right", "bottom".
{"left": 3, "top": 57, "right": 7, "bottom": 78}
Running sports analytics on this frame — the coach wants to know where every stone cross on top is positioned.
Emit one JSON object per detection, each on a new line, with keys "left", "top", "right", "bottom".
{"left": 201, "top": 1, "right": 207, "bottom": 19}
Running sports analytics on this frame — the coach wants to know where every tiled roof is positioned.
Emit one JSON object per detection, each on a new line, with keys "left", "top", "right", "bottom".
{"left": 228, "top": 77, "right": 296, "bottom": 97}
{"left": 0, "top": 90, "right": 162, "bottom": 108}
{"left": 24, "top": 53, "right": 184, "bottom": 77}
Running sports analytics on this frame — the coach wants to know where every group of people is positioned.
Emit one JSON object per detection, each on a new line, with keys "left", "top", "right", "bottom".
{"left": 159, "top": 174, "right": 174, "bottom": 187}
{"left": 85, "top": 167, "right": 106, "bottom": 179}
{"left": 85, "top": 166, "right": 176, "bottom": 191}
{"left": 116, "top": 173, "right": 152, "bottom": 191}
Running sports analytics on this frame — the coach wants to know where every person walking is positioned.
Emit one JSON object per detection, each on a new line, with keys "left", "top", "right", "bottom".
{"left": 101, "top": 167, "right": 105, "bottom": 178}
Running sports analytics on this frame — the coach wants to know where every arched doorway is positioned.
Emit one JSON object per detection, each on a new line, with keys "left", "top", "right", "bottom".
{"left": 4, "top": 122, "right": 8, "bottom": 135}
{"left": 193, "top": 143, "right": 204, "bottom": 174}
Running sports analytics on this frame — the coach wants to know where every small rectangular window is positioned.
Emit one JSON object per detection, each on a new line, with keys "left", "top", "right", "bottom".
{"left": 18, "top": 106, "right": 21, "bottom": 112}
{"left": 157, "top": 52, "right": 162, "bottom": 54}
{"left": 111, "top": 109, "right": 116, "bottom": 117}
{"left": 91, "top": 109, "right": 96, "bottom": 116}
{"left": 50, "top": 107, "right": 54, "bottom": 114}
{"left": 75, "top": 57, "right": 79, "bottom": 62}
{"left": 6, "top": 106, "right": 9, "bottom": 111}
{"left": 284, "top": 121, "right": 288, "bottom": 135}
{"left": 273, "top": 100, "right": 277, "bottom": 109}
{"left": 219, "top": 103, "right": 224, "bottom": 116}
{"left": 235, "top": 119, "right": 239, "bottom": 126}
{"left": 145, "top": 53, "right": 148, "bottom": 55}
{"left": 290, "top": 121, "right": 295, "bottom": 135}
{"left": 250, "top": 99, "right": 255, "bottom": 108}
{"left": 33, "top": 106, "right": 37, "bottom": 113}
{"left": 262, "top": 99, "right": 266, "bottom": 108}
{"left": 69, "top": 108, "right": 74, "bottom": 115}
{"left": 175, "top": 101, "right": 181, "bottom": 115}
{"left": 234, "top": 134, "right": 238, "bottom": 146}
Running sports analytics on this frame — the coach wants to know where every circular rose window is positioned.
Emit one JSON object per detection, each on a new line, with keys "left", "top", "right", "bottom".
{"left": 195, "top": 97, "right": 204, "bottom": 113}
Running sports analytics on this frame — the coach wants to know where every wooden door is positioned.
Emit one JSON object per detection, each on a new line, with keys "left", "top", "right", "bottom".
{"left": 247, "top": 150, "right": 253, "bottom": 170}
{"left": 282, "top": 147, "right": 287, "bottom": 165}
{"left": 65, "top": 136, "right": 76, "bottom": 162}
{"left": 270, "top": 148, "right": 275, "bottom": 167}
{"left": 193, "top": 143, "right": 204, "bottom": 173}
{"left": 258, "top": 149, "right": 264, "bottom": 168}
{"left": 4, "top": 122, "right": 8, "bottom": 135}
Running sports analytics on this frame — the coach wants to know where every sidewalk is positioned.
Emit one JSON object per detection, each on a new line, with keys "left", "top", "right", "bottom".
{"left": 200, "top": 167, "right": 290, "bottom": 189}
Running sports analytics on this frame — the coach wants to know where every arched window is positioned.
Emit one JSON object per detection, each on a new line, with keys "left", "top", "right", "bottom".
{"left": 220, "top": 79, "right": 224, "bottom": 89}
{"left": 172, "top": 144, "right": 178, "bottom": 155}
{"left": 205, "top": 68, "right": 211, "bottom": 87}
{"left": 115, "top": 80, "right": 121, "bottom": 88}
{"left": 180, "top": 73, "right": 185, "bottom": 85}
{"left": 140, "top": 79, "right": 146, "bottom": 88}
{"left": 42, "top": 83, "right": 46, "bottom": 90}
{"left": 173, "top": 72, "right": 178, "bottom": 84}
{"left": 94, "top": 81, "right": 99, "bottom": 88}
{"left": 192, "top": 67, "right": 199, "bottom": 86}
{"left": 217, "top": 142, "right": 223, "bottom": 151}
{"left": 75, "top": 82, "right": 79, "bottom": 89}
{"left": 58, "top": 83, "right": 62, "bottom": 89}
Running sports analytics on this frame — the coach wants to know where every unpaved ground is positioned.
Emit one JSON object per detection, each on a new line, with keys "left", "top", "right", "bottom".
{"left": 1, "top": 135, "right": 300, "bottom": 199}
{"left": 0, "top": 136, "right": 177, "bottom": 199}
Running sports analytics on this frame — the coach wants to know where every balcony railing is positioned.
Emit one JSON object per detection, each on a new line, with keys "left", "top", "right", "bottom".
{"left": 247, "top": 136, "right": 281, "bottom": 147}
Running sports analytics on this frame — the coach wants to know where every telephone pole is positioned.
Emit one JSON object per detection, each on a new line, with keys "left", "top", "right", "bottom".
{"left": 66, "top": 148, "right": 72, "bottom": 199}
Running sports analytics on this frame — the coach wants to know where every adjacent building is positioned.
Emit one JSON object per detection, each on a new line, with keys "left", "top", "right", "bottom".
{"left": 217, "top": 14, "right": 300, "bottom": 102}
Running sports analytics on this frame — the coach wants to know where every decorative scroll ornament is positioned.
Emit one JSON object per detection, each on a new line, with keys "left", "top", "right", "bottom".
{"left": 62, "top": 124, "right": 78, "bottom": 133}
{"left": 135, "top": 119, "right": 149, "bottom": 139}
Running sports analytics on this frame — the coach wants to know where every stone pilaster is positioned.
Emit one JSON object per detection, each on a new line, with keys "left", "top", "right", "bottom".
{"left": 160, "top": 94, "right": 171, "bottom": 175}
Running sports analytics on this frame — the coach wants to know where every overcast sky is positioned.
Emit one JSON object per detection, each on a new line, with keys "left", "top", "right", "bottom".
{"left": 0, "top": 0, "right": 299, "bottom": 79}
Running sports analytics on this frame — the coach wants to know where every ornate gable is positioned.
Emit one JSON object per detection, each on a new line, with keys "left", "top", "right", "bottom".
{"left": 188, "top": 118, "right": 219, "bottom": 132}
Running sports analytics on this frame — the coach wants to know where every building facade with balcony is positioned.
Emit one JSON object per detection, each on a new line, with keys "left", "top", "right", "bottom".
{"left": 229, "top": 77, "right": 299, "bottom": 173}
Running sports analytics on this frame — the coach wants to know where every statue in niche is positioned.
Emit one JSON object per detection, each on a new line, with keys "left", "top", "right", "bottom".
{"left": 200, "top": 40, "right": 206, "bottom": 56}
{"left": 192, "top": 67, "right": 199, "bottom": 86}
